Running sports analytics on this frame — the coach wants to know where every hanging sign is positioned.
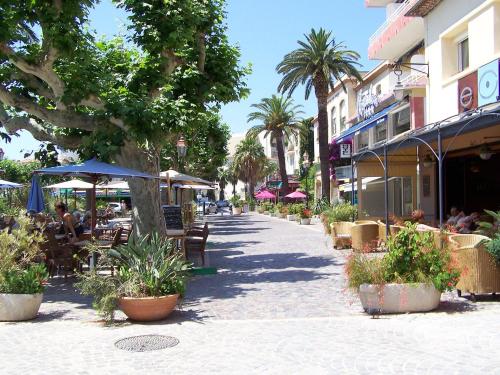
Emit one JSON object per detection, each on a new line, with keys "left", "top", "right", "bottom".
{"left": 340, "top": 143, "right": 352, "bottom": 158}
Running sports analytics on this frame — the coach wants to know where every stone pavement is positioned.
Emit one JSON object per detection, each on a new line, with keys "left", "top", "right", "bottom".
{"left": 1, "top": 213, "right": 500, "bottom": 374}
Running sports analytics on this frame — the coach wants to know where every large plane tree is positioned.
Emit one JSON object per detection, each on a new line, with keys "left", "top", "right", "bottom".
{"left": 0, "top": 0, "right": 249, "bottom": 235}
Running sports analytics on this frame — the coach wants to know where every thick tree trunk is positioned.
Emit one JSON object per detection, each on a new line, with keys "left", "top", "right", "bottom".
{"left": 249, "top": 180, "right": 255, "bottom": 198}
{"left": 314, "top": 81, "right": 331, "bottom": 202}
{"left": 275, "top": 132, "right": 289, "bottom": 196}
{"left": 115, "top": 141, "right": 166, "bottom": 237}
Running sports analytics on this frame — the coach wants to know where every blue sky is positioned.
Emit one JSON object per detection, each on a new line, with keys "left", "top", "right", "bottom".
{"left": 3, "top": 0, "right": 384, "bottom": 159}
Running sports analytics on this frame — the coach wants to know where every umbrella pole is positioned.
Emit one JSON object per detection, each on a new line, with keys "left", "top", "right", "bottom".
{"left": 91, "top": 177, "right": 97, "bottom": 238}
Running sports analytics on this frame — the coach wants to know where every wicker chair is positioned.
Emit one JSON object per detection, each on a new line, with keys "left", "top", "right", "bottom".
{"left": 331, "top": 222, "right": 354, "bottom": 249}
{"left": 449, "top": 234, "right": 500, "bottom": 299}
{"left": 351, "top": 222, "right": 379, "bottom": 252}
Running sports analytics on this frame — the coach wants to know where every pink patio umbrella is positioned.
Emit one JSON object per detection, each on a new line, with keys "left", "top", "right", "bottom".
{"left": 285, "top": 190, "right": 307, "bottom": 199}
{"left": 255, "top": 190, "right": 275, "bottom": 200}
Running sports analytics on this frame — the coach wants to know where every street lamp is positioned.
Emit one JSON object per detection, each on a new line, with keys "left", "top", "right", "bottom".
{"left": 302, "top": 152, "right": 311, "bottom": 208}
{"left": 176, "top": 136, "right": 187, "bottom": 172}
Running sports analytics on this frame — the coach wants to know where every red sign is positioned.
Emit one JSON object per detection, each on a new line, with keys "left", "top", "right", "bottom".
{"left": 458, "top": 71, "right": 478, "bottom": 113}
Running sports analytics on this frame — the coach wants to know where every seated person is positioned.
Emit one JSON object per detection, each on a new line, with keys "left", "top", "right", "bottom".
{"left": 105, "top": 205, "right": 115, "bottom": 218}
{"left": 446, "top": 207, "right": 464, "bottom": 226}
{"left": 54, "top": 201, "right": 84, "bottom": 243}
{"left": 82, "top": 211, "right": 92, "bottom": 230}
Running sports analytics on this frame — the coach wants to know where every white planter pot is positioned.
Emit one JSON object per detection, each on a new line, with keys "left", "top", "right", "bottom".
{"left": 286, "top": 215, "right": 296, "bottom": 221}
{"left": 279, "top": 213, "right": 286, "bottom": 219}
{"left": 0, "top": 293, "right": 43, "bottom": 321}
{"left": 300, "top": 218, "right": 311, "bottom": 225}
{"left": 232, "top": 207, "right": 242, "bottom": 215}
{"left": 359, "top": 283, "right": 441, "bottom": 314}
{"left": 270, "top": 212, "right": 278, "bottom": 217}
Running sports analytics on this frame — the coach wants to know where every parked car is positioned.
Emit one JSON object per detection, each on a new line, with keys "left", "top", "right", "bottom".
{"left": 107, "top": 202, "right": 122, "bottom": 214}
{"left": 216, "top": 200, "right": 230, "bottom": 208}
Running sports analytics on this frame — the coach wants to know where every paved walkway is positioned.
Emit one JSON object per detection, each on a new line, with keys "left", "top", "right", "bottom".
{"left": 1, "top": 213, "right": 500, "bottom": 374}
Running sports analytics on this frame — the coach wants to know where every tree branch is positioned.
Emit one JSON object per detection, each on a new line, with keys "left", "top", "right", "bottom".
{"left": 0, "top": 84, "right": 95, "bottom": 131}
{"left": 0, "top": 107, "right": 81, "bottom": 149}
{"left": 0, "top": 43, "right": 65, "bottom": 108}
{"left": 197, "top": 32, "right": 206, "bottom": 73}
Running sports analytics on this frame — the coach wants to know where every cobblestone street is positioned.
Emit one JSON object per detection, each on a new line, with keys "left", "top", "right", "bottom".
{"left": 1, "top": 213, "right": 500, "bottom": 374}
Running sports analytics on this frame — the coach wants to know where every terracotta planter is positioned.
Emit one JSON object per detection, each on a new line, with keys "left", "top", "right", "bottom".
{"left": 119, "top": 294, "right": 179, "bottom": 322}
{"left": 286, "top": 214, "right": 296, "bottom": 221}
{"left": 300, "top": 218, "right": 311, "bottom": 225}
{"left": 359, "top": 283, "right": 441, "bottom": 314}
{"left": 233, "top": 207, "right": 242, "bottom": 215}
{"left": 0, "top": 293, "right": 43, "bottom": 321}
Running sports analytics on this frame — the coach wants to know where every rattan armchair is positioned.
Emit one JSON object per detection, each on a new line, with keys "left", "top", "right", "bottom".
{"left": 449, "top": 234, "right": 499, "bottom": 299}
{"left": 330, "top": 222, "right": 354, "bottom": 249}
{"left": 351, "top": 221, "right": 379, "bottom": 252}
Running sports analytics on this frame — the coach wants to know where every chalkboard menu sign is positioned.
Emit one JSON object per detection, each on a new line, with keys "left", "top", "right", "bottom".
{"left": 163, "top": 205, "right": 183, "bottom": 230}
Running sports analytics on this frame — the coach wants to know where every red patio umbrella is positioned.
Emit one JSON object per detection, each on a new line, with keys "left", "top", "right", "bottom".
{"left": 255, "top": 190, "right": 275, "bottom": 200}
{"left": 285, "top": 190, "right": 307, "bottom": 199}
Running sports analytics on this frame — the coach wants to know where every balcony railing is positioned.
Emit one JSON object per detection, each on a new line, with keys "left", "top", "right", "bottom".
{"left": 399, "top": 71, "right": 428, "bottom": 88}
{"left": 369, "top": 0, "right": 418, "bottom": 45}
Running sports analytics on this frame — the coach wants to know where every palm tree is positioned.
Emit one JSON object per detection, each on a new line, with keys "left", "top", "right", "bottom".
{"left": 232, "top": 137, "right": 268, "bottom": 198}
{"left": 217, "top": 167, "right": 229, "bottom": 201}
{"left": 247, "top": 95, "right": 302, "bottom": 195}
{"left": 276, "top": 28, "right": 363, "bottom": 202}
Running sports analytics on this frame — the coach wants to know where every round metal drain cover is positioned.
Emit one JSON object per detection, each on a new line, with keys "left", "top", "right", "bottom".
{"left": 115, "top": 334, "right": 179, "bottom": 352}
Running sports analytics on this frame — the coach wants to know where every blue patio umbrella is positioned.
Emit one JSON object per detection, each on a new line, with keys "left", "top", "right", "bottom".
{"left": 27, "top": 175, "right": 45, "bottom": 213}
{"left": 35, "top": 159, "right": 158, "bottom": 236}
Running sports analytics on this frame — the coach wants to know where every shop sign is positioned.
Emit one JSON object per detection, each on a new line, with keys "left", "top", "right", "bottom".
{"left": 478, "top": 59, "right": 500, "bottom": 107}
{"left": 335, "top": 166, "right": 352, "bottom": 179}
{"left": 339, "top": 143, "right": 352, "bottom": 158}
{"left": 458, "top": 71, "right": 478, "bottom": 113}
{"left": 357, "top": 85, "right": 381, "bottom": 120}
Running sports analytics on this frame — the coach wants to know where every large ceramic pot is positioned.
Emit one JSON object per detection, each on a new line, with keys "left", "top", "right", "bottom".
{"left": 119, "top": 294, "right": 179, "bottom": 322}
{"left": 0, "top": 293, "right": 43, "bottom": 321}
{"left": 300, "top": 218, "right": 311, "bottom": 225}
{"left": 233, "top": 207, "right": 242, "bottom": 215}
{"left": 286, "top": 214, "right": 296, "bottom": 221}
{"left": 359, "top": 283, "right": 441, "bottom": 314}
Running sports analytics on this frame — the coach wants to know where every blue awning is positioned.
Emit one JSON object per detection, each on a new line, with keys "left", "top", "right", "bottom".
{"left": 336, "top": 102, "right": 400, "bottom": 143}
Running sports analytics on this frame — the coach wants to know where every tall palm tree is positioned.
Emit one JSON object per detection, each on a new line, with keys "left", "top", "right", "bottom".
{"left": 298, "top": 117, "right": 315, "bottom": 175}
{"left": 276, "top": 28, "right": 363, "bottom": 202}
{"left": 247, "top": 95, "right": 302, "bottom": 195}
{"left": 217, "top": 167, "right": 229, "bottom": 201}
{"left": 232, "top": 137, "right": 268, "bottom": 198}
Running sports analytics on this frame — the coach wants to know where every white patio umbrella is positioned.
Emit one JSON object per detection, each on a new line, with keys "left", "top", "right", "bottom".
{"left": 44, "top": 179, "right": 94, "bottom": 209}
{"left": 160, "top": 169, "right": 213, "bottom": 204}
{"left": 98, "top": 180, "right": 129, "bottom": 190}
{"left": 0, "top": 179, "right": 22, "bottom": 189}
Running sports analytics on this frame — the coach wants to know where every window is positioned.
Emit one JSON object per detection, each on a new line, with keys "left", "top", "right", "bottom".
{"left": 393, "top": 107, "right": 411, "bottom": 136}
{"left": 376, "top": 84, "right": 382, "bottom": 96}
{"left": 339, "top": 100, "right": 346, "bottom": 132}
{"left": 375, "top": 118, "right": 387, "bottom": 143}
{"left": 458, "top": 37, "right": 469, "bottom": 72}
{"left": 358, "top": 130, "right": 369, "bottom": 150}
{"left": 330, "top": 107, "right": 337, "bottom": 136}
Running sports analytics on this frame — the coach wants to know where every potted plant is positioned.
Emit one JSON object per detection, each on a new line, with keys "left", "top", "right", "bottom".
{"left": 287, "top": 204, "right": 298, "bottom": 221}
{"left": 345, "top": 223, "right": 460, "bottom": 314}
{"left": 257, "top": 204, "right": 265, "bottom": 214}
{"left": 263, "top": 202, "right": 273, "bottom": 215}
{"left": 230, "top": 195, "right": 243, "bottom": 215}
{"left": 0, "top": 214, "right": 48, "bottom": 321}
{"left": 248, "top": 199, "right": 256, "bottom": 212}
{"left": 300, "top": 208, "right": 312, "bottom": 225}
{"left": 279, "top": 204, "right": 289, "bottom": 219}
{"left": 272, "top": 203, "right": 283, "bottom": 218}
{"left": 76, "top": 233, "right": 191, "bottom": 322}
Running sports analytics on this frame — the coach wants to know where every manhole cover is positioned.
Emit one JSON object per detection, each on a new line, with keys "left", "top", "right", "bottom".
{"left": 115, "top": 334, "right": 179, "bottom": 352}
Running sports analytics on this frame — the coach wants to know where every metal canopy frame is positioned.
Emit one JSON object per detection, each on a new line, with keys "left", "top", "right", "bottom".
{"left": 349, "top": 103, "right": 500, "bottom": 230}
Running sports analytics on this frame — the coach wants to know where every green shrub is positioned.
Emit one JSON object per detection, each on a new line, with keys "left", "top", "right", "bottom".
{"left": 0, "top": 264, "right": 48, "bottom": 294}
{"left": 485, "top": 234, "right": 500, "bottom": 264}
{"left": 0, "top": 212, "right": 47, "bottom": 295}
{"left": 323, "top": 202, "right": 358, "bottom": 225}
{"left": 312, "top": 198, "right": 330, "bottom": 215}
{"left": 346, "top": 223, "right": 460, "bottom": 292}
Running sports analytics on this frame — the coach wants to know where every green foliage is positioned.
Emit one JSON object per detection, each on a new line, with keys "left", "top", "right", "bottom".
{"left": 0, "top": 264, "right": 48, "bottom": 294}
{"left": 485, "top": 234, "right": 500, "bottom": 264}
{"left": 287, "top": 203, "right": 304, "bottom": 216}
{"left": 346, "top": 223, "right": 460, "bottom": 292}
{"left": 312, "top": 197, "right": 329, "bottom": 216}
{"left": 0, "top": 159, "right": 41, "bottom": 184}
{"left": 274, "top": 202, "right": 283, "bottom": 214}
{"left": 229, "top": 194, "right": 242, "bottom": 208}
{"left": 76, "top": 232, "right": 191, "bottom": 322}
{"left": 232, "top": 137, "right": 267, "bottom": 194}
{"left": 476, "top": 209, "right": 500, "bottom": 237}
{"left": 261, "top": 202, "right": 274, "bottom": 212}
{"left": 0, "top": 212, "right": 47, "bottom": 294}
{"left": 323, "top": 202, "right": 358, "bottom": 224}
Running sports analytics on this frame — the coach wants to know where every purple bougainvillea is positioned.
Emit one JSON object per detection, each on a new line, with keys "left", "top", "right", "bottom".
{"left": 329, "top": 138, "right": 352, "bottom": 181}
